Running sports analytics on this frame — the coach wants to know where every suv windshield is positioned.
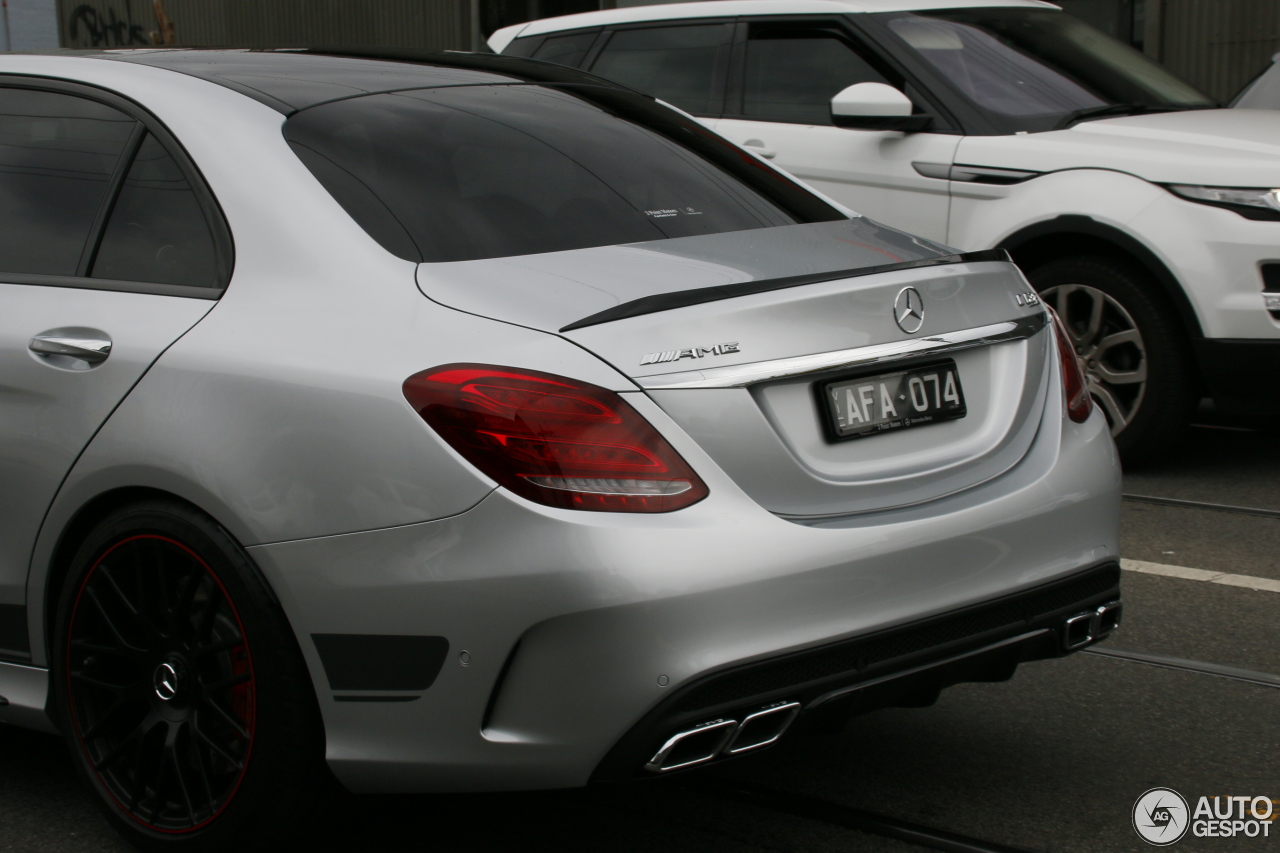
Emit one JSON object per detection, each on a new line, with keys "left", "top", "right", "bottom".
{"left": 874, "top": 8, "right": 1215, "bottom": 133}
{"left": 284, "top": 83, "right": 843, "bottom": 264}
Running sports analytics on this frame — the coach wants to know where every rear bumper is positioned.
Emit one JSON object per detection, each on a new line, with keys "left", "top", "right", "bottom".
{"left": 592, "top": 562, "right": 1120, "bottom": 781}
{"left": 247, "top": 396, "right": 1120, "bottom": 793}
{"left": 1195, "top": 338, "right": 1280, "bottom": 418}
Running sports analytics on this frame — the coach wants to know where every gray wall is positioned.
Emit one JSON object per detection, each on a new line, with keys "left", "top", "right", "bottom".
{"left": 2, "top": 0, "right": 59, "bottom": 50}
{"left": 56, "top": 0, "right": 475, "bottom": 50}
{"left": 1144, "top": 0, "right": 1280, "bottom": 102}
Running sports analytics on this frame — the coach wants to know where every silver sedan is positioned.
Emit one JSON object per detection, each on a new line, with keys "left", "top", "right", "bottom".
{"left": 0, "top": 49, "right": 1120, "bottom": 851}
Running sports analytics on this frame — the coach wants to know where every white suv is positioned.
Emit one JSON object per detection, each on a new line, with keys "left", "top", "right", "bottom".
{"left": 492, "top": 0, "right": 1280, "bottom": 464}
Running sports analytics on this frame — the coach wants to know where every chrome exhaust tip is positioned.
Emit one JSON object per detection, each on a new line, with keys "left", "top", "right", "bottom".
{"left": 724, "top": 701, "right": 801, "bottom": 754}
{"left": 1063, "top": 611, "right": 1095, "bottom": 649}
{"left": 1062, "top": 600, "right": 1123, "bottom": 650}
{"left": 644, "top": 719, "right": 737, "bottom": 773}
{"left": 1093, "top": 600, "right": 1123, "bottom": 638}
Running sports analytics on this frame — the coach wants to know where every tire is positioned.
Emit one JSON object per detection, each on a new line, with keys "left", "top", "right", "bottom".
{"left": 1028, "top": 256, "right": 1196, "bottom": 467}
{"left": 51, "top": 498, "right": 332, "bottom": 852}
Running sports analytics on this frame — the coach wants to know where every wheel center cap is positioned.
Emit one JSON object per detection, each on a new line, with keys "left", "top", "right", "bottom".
{"left": 154, "top": 660, "right": 183, "bottom": 702}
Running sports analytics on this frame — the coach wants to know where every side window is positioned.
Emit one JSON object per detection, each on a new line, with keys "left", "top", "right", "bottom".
{"left": 91, "top": 134, "right": 220, "bottom": 287}
{"left": 589, "top": 24, "right": 732, "bottom": 116}
{"left": 0, "top": 88, "right": 137, "bottom": 276}
{"left": 742, "top": 30, "right": 891, "bottom": 125}
{"left": 530, "top": 30, "right": 599, "bottom": 68}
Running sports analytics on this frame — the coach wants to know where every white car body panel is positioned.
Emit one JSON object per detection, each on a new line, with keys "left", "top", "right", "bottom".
{"left": 716, "top": 118, "right": 959, "bottom": 242}
{"left": 947, "top": 165, "right": 1280, "bottom": 340}
{"left": 957, "top": 110, "right": 1280, "bottom": 187}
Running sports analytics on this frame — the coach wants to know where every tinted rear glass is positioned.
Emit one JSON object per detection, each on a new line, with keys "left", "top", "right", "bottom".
{"left": 285, "top": 84, "right": 840, "bottom": 263}
{"left": 0, "top": 88, "right": 137, "bottom": 276}
{"left": 92, "top": 134, "right": 220, "bottom": 287}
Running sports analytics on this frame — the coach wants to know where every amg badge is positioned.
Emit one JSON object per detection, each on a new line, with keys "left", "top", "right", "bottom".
{"left": 641, "top": 342, "right": 740, "bottom": 365}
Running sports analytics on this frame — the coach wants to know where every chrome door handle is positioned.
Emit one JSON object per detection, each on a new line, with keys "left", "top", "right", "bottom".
{"left": 742, "top": 139, "right": 777, "bottom": 159}
{"left": 29, "top": 334, "right": 113, "bottom": 364}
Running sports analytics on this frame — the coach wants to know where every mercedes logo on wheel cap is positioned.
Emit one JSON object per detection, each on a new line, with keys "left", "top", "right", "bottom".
{"left": 154, "top": 661, "right": 180, "bottom": 702}
{"left": 894, "top": 286, "right": 925, "bottom": 334}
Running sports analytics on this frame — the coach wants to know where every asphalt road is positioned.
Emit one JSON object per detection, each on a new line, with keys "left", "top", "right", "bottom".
{"left": 4, "top": 417, "right": 1277, "bottom": 853}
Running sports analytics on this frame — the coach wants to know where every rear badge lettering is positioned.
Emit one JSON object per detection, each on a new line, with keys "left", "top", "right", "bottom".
{"left": 641, "top": 342, "right": 739, "bottom": 365}
{"left": 1015, "top": 291, "right": 1041, "bottom": 307}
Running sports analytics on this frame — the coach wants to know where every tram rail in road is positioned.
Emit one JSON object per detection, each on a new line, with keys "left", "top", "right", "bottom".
{"left": 711, "top": 783, "right": 1037, "bottom": 853}
{"left": 1123, "top": 493, "right": 1280, "bottom": 520}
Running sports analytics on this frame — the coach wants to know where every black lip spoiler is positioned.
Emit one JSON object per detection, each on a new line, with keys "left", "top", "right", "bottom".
{"left": 558, "top": 249, "right": 1014, "bottom": 332}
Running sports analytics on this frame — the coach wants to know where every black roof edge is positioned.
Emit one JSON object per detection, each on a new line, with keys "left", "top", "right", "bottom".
{"left": 558, "top": 249, "right": 1014, "bottom": 333}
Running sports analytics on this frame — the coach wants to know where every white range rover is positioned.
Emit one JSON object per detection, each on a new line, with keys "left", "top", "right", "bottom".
{"left": 492, "top": 0, "right": 1280, "bottom": 464}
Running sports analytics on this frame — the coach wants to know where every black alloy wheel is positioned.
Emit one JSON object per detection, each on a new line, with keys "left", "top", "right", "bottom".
{"left": 54, "top": 499, "right": 331, "bottom": 851}
{"left": 65, "top": 534, "right": 255, "bottom": 831}
{"left": 1029, "top": 256, "right": 1196, "bottom": 467}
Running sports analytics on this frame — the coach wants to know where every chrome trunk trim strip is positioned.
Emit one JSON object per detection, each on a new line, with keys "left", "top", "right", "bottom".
{"left": 636, "top": 311, "right": 1048, "bottom": 390}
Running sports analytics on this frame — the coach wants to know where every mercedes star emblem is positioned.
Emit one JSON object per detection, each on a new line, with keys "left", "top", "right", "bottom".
{"left": 154, "top": 661, "right": 180, "bottom": 701}
{"left": 894, "top": 286, "right": 925, "bottom": 334}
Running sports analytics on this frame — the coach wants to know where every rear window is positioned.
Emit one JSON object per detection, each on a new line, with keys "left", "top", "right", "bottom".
{"left": 283, "top": 83, "right": 842, "bottom": 264}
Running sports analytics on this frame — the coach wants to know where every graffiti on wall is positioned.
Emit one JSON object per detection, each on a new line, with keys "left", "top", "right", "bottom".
{"left": 63, "top": 0, "right": 174, "bottom": 47}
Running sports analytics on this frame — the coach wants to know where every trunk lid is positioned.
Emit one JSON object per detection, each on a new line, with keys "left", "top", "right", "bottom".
{"left": 416, "top": 219, "right": 1053, "bottom": 517}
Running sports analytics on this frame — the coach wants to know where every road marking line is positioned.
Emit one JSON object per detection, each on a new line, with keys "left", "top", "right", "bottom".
{"left": 1121, "top": 558, "right": 1280, "bottom": 593}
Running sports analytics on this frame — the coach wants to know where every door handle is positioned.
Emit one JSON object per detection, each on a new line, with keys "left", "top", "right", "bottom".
{"left": 742, "top": 139, "right": 777, "bottom": 159}
{"left": 29, "top": 333, "right": 113, "bottom": 364}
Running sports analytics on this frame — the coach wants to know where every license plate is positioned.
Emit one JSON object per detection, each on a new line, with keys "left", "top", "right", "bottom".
{"left": 821, "top": 360, "right": 967, "bottom": 441}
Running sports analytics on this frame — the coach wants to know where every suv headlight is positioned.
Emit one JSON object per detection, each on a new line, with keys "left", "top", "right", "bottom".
{"left": 1167, "top": 184, "right": 1280, "bottom": 221}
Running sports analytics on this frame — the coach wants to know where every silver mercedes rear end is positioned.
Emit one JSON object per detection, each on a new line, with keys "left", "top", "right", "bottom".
{"left": 258, "top": 65, "right": 1120, "bottom": 791}
{"left": 419, "top": 217, "right": 1052, "bottom": 518}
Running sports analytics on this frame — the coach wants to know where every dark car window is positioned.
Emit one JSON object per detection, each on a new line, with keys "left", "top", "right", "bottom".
{"left": 283, "top": 83, "right": 840, "bottom": 264}
{"left": 875, "top": 8, "right": 1214, "bottom": 133}
{"left": 589, "top": 24, "right": 731, "bottom": 115}
{"left": 91, "top": 133, "right": 220, "bottom": 287}
{"left": 531, "top": 31, "right": 599, "bottom": 68}
{"left": 0, "top": 88, "right": 137, "bottom": 276}
{"left": 743, "top": 30, "right": 890, "bottom": 125}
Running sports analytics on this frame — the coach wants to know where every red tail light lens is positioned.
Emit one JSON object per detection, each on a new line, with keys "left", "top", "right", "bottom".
{"left": 1048, "top": 307, "right": 1094, "bottom": 424}
{"left": 403, "top": 364, "right": 709, "bottom": 512}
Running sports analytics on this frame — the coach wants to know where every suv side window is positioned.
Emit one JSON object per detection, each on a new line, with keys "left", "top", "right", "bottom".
{"left": 742, "top": 27, "right": 891, "bottom": 125}
{"left": 589, "top": 23, "right": 732, "bottom": 116}
{"left": 91, "top": 133, "right": 220, "bottom": 288}
{"left": 530, "top": 30, "right": 599, "bottom": 67}
{"left": 0, "top": 88, "right": 137, "bottom": 276}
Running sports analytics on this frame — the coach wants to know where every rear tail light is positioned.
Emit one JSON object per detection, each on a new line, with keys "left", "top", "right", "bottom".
{"left": 1048, "top": 307, "right": 1094, "bottom": 424}
{"left": 403, "top": 364, "right": 709, "bottom": 512}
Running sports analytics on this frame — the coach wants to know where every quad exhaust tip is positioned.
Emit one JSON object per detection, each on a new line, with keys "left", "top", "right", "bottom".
{"left": 645, "top": 701, "right": 802, "bottom": 773}
{"left": 724, "top": 701, "right": 802, "bottom": 754}
{"left": 1063, "top": 600, "right": 1123, "bottom": 650}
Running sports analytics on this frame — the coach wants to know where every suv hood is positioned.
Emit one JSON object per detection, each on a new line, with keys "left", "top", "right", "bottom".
{"left": 958, "top": 109, "right": 1280, "bottom": 187}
